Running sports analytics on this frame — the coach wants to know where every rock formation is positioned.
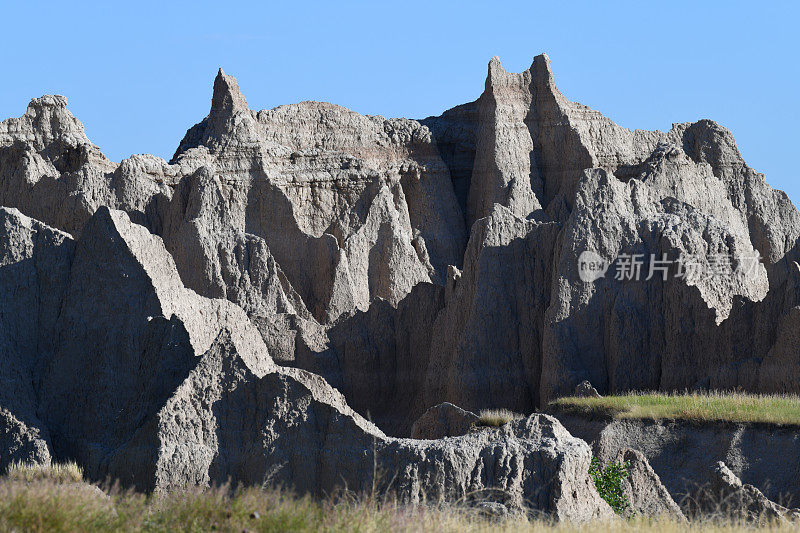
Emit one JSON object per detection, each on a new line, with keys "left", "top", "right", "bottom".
{"left": 554, "top": 414, "right": 800, "bottom": 509}
{"left": 1, "top": 52, "right": 799, "bottom": 516}
{"left": 0, "top": 207, "right": 74, "bottom": 471}
{"left": 612, "top": 448, "right": 685, "bottom": 520}
{"left": 411, "top": 402, "right": 480, "bottom": 440}
{"left": 0, "top": 206, "right": 610, "bottom": 520}
{"left": 574, "top": 381, "right": 601, "bottom": 398}
{"left": 119, "top": 328, "right": 612, "bottom": 521}
{"left": 688, "top": 461, "right": 800, "bottom": 522}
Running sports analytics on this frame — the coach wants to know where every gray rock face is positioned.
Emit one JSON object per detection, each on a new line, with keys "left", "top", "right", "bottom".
{"left": 410, "top": 402, "right": 479, "bottom": 439}
{"left": 295, "top": 281, "right": 445, "bottom": 436}
{"left": 422, "top": 204, "right": 560, "bottom": 415}
{"left": 0, "top": 205, "right": 611, "bottom": 520}
{"left": 0, "top": 408, "right": 51, "bottom": 472}
{"left": 555, "top": 414, "right": 800, "bottom": 509}
{"left": 158, "top": 165, "right": 323, "bottom": 362}
{"left": 0, "top": 69, "right": 467, "bottom": 366}
{"left": 419, "top": 53, "right": 799, "bottom": 412}
{"left": 171, "top": 70, "right": 466, "bottom": 326}
{"left": 0, "top": 207, "right": 74, "bottom": 470}
{"left": 3, "top": 54, "right": 800, "bottom": 418}
{"left": 429, "top": 54, "right": 798, "bottom": 404}
{"left": 613, "top": 448, "right": 685, "bottom": 520}
{"left": 121, "top": 329, "right": 611, "bottom": 521}
{"left": 1, "top": 52, "right": 800, "bottom": 511}
{"left": 37, "top": 207, "right": 273, "bottom": 477}
{"left": 689, "top": 461, "right": 799, "bottom": 522}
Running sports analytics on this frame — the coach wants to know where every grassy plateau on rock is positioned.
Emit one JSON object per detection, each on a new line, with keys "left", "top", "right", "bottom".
{"left": 549, "top": 391, "right": 800, "bottom": 425}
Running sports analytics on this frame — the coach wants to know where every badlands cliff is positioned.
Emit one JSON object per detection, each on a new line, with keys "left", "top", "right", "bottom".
{"left": 1, "top": 53, "right": 798, "bottom": 516}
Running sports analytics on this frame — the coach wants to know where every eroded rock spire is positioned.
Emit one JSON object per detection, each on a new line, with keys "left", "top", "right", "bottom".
{"left": 210, "top": 68, "right": 250, "bottom": 119}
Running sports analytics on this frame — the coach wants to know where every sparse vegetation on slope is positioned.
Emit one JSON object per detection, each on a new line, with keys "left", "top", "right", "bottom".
{"left": 549, "top": 392, "right": 800, "bottom": 425}
{"left": 588, "top": 457, "right": 630, "bottom": 515}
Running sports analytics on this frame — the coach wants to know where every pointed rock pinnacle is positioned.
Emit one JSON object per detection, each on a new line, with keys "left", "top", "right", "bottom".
{"left": 210, "top": 68, "right": 249, "bottom": 119}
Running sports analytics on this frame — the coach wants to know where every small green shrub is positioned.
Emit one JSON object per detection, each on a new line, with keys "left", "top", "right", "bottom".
{"left": 475, "top": 409, "right": 522, "bottom": 427}
{"left": 5, "top": 461, "right": 84, "bottom": 484}
{"left": 588, "top": 457, "right": 630, "bottom": 514}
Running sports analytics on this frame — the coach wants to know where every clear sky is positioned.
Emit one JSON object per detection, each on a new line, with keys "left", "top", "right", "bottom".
{"left": 2, "top": 1, "right": 798, "bottom": 204}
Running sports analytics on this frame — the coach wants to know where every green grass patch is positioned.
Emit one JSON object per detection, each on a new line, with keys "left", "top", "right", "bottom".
{"left": 549, "top": 391, "right": 800, "bottom": 425}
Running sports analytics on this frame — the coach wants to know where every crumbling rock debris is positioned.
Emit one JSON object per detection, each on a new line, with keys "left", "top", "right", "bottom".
{"left": 137, "top": 329, "right": 613, "bottom": 521}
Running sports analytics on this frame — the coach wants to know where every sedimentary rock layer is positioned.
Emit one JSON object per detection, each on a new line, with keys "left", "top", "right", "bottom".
{"left": 1, "top": 53, "right": 798, "bottom": 442}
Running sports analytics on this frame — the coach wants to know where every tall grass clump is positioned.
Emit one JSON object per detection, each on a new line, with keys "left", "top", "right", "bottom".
{"left": 476, "top": 409, "right": 523, "bottom": 428}
{"left": 5, "top": 461, "right": 84, "bottom": 484}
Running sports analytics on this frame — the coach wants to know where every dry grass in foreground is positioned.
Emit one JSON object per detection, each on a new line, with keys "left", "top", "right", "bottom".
{"left": 549, "top": 391, "right": 800, "bottom": 425}
{"left": 0, "top": 475, "right": 797, "bottom": 533}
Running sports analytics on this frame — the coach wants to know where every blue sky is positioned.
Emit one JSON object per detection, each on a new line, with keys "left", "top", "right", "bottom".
{"left": 2, "top": 1, "right": 798, "bottom": 204}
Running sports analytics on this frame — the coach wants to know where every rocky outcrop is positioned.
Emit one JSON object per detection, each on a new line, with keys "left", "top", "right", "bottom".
{"left": 613, "top": 448, "right": 685, "bottom": 520}
{"left": 0, "top": 205, "right": 611, "bottom": 520}
{"left": 390, "top": 54, "right": 800, "bottom": 416}
{"left": 171, "top": 69, "right": 467, "bottom": 326}
{"left": 466, "top": 57, "right": 543, "bottom": 226}
{"left": 0, "top": 207, "right": 74, "bottom": 470}
{"left": 158, "top": 165, "right": 324, "bottom": 362}
{"left": 0, "top": 409, "right": 51, "bottom": 472}
{"left": 422, "top": 204, "right": 559, "bottom": 414}
{"left": 0, "top": 68, "right": 467, "bottom": 367}
{"left": 425, "top": 53, "right": 798, "bottom": 405}
{"left": 688, "top": 461, "right": 800, "bottom": 522}
{"left": 555, "top": 414, "right": 800, "bottom": 509}
{"left": 37, "top": 207, "right": 273, "bottom": 478}
{"left": 411, "top": 402, "right": 479, "bottom": 439}
{"left": 115, "top": 329, "right": 612, "bottom": 521}
{"left": 4, "top": 55, "right": 800, "bottom": 420}
{"left": 295, "top": 282, "right": 445, "bottom": 435}
{"left": 574, "top": 381, "right": 601, "bottom": 398}
{"left": 2, "top": 52, "right": 800, "bottom": 501}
